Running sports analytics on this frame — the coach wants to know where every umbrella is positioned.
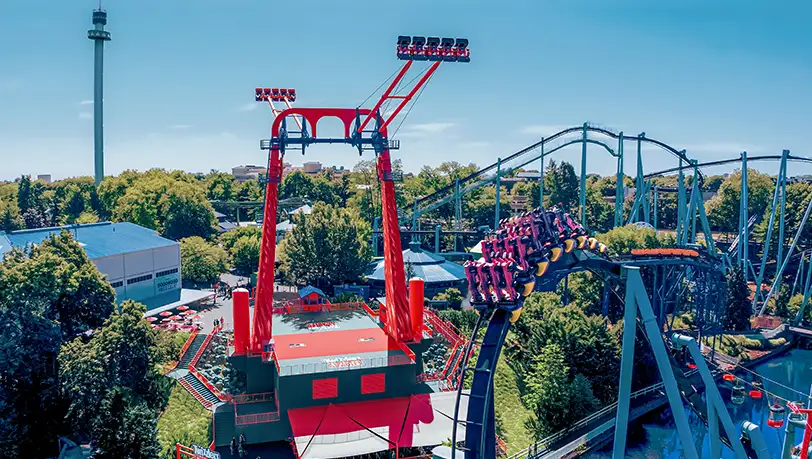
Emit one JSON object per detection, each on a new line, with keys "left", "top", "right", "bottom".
{"left": 183, "top": 310, "right": 197, "bottom": 316}
{"left": 159, "top": 311, "right": 173, "bottom": 317}
{"left": 162, "top": 317, "right": 172, "bottom": 322}
{"left": 177, "top": 305, "right": 189, "bottom": 311}
{"left": 146, "top": 317, "right": 158, "bottom": 322}
{"left": 169, "top": 315, "right": 183, "bottom": 321}
{"left": 192, "top": 314, "right": 202, "bottom": 320}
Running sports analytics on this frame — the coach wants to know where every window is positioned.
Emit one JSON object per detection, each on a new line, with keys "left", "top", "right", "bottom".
{"left": 127, "top": 274, "right": 153, "bottom": 285}
{"left": 312, "top": 378, "right": 338, "bottom": 400}
{"left": 361, "top": 373, "right": 385, "bottom": 394}
{"left": 110, "top": 281, "right": 124, "bottom": 288}
{"left": 155, "top": 268, "right": 178, "bottom": 278}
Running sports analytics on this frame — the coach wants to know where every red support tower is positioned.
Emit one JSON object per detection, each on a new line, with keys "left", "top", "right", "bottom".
{"left": 251, "top": 35, "right": 469, "bottom": 353}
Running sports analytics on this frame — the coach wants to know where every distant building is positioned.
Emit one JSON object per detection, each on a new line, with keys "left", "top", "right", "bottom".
{"left": 302, "top": 161, "right": 322, "bottom": 174}
{"left": 0, "top": 222, "right": 208, "bottom": 311}
{"left": 232, "top": 165, "right": 267, "bottom": 183}
{"left": 37, "top": 174, "right": 52, "bottom": 183}
{"left": 213, "top": 211, "right": 237, "bottom": 233}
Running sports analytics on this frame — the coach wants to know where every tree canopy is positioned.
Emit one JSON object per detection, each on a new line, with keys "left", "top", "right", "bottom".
{"left": 179, "top": 236, "right": 229, "bottom": 284}
{"left": 277, "top": 202, "right": 371, "bottom": 288}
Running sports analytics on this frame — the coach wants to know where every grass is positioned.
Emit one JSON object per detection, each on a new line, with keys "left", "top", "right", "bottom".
{"left": 494, "top": 357, "right": 533, "bottom": 455}
{"left": 157, "top": 382, "right": 212, "bottom": 459}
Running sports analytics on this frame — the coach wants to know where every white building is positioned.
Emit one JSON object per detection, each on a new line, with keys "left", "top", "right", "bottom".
{"left": 0, "top": 222, "right": 192, "bottom": 311}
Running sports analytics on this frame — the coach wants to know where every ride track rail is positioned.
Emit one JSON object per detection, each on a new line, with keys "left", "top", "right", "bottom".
{"left": 406, "top": 124, "right": 698, "bottom": 226}
{"left": 452, "top": 206, "right": 729, "bottom": 459}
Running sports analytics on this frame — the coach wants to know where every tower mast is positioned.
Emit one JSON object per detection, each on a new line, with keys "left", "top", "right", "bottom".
{"left": 87, "top": 4, "right": 111, "bottom": 185}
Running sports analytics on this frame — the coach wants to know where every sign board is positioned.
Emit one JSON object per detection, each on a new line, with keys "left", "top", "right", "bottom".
{"left": 192, "top": 444, "right": 220, "bottom": 459}
{"left": 323, "top": 356, "right": 363, "bottom": 369}
{"left": 156, "top": 274, "right": 179, "bottom": 293}
{"left": 306, "top": 321, "right": 337, "bottom": 331}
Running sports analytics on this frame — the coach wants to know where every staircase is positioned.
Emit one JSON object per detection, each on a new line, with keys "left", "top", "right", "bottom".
{"left": 180, "top": 373, "right": 221, "bottom": 409}
{"left": 177, "top": 334, "right": 207, "bottom": 369}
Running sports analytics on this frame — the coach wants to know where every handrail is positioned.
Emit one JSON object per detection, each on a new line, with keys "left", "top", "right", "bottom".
{"left": 188, "top": 365, "right": 227, "bottom": 402}
{"left": 178, "top": 377, "right": 213, "bottom": 409}
{"left": 176, "top": 330, "right": 199, "bottom": 367}
{"left": 507, "top": 381, "right": 669, "bottom": 459}
{"left": 188, "top": 325, "right": 220, "bottom": 369}
{"left": 230, "top": 391, "right": 275, "bottom": 404}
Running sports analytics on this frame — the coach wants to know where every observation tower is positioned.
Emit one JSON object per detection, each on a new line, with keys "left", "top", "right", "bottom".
{"left": 87, "top": 4, "right": 111, "bottom": 185}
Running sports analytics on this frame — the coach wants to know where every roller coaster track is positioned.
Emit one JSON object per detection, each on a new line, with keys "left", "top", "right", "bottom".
{"left": 644, "top": 154, "right": 812, "bottom": 178}
{"left": 406, "top": 123, "right": 698, "bottom": 227}
{"left": 451, "top": 207, "right": 734, "bottom": 459}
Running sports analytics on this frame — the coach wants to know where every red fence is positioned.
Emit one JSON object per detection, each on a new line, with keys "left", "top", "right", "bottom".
{"left": 271, "top": 301, "right": 366, "bottom": 315}
{"left": 232, "top": 392, "right": 281, "bottom": 426}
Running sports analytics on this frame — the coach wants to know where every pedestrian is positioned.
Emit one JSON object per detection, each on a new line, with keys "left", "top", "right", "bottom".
{"left": 230, "top": 437, "right": 236, "bottom": 456}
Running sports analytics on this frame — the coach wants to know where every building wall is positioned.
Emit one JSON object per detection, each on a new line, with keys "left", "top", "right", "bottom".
{"left": 92, "top": 244, "right": 181, "bottom": 309}
{"left": 277, "top": 363, "right": 419, "bottom": 411}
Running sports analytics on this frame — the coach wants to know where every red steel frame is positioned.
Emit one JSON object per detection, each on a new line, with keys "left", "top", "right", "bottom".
{"left": 252, "top": 59, "right": 444, "bottom": 353}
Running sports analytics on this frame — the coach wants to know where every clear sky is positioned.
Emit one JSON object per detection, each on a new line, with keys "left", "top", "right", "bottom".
{"left": 1, "top": 0, "right": 811, "bottom": 181}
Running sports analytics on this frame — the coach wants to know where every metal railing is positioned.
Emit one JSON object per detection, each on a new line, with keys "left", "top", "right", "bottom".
{"left": 188, "top": 365, "right": 227, "bottom": 402}
{"left": 507, "top": 381, "right": 667, "bottom": 459}
{"left": 230, "top": 391, "right": 275, "bottom": 404}
{"left": 176, "top": 330, "right": 199, "bottom": 368}
{"left": 178, "top": 377, "right": 214, "bottom": 410}
{"left": 276, "top": 353, "right": 414, "bottom": 376}
{"left": 271, "top": 301, "right": 367, "bottom": 315}
{"left": 235, "top": 411, "right": 281, "bottom": 425}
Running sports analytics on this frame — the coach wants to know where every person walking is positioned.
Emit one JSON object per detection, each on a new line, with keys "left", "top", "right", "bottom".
{"left": 230, "top": 437, "right": 236, "bottom": 456}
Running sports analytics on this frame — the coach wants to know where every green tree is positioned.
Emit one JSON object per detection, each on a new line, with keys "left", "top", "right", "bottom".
{"left": 205, "top": 172, "right": 235, "bottom": 201}
{"left": 544, "top": 160, "right": 579, "bottom": 211}
{"left": 232, "top": 235, "right": 261, "bottom": 275}
{"left": 513, "top": 292, "right": 621, "bottom": 405}
{"left": 278, "top": 202, "right": 371, "bottom": 288}
{"left": 179, "top": 236, "right": 229, "bottom": 284}
{"left": 723, "top": 265, "right": 752, "bottom": 331}
{"left": 705, "top": 169, "right": 774, "bottom": 232}
{"left": 281, "top": 171, "right": 315, "bottom": 200}
{"left": 59, "top": 300, "right": 165, "bottom": 456}
{"left": 433, "top": 288, "right": 464, "bottom": 308}
{"left": 0, "top": 200, "right": 24, "bottom": 232}
{"left": 219, "top": 225, "right": 262, "bottom": 251}
{"left": 523, "top": 344, "right": 599, "bottom": 439}
{"left": 109, "top": 171, "right": 216, "bottom": 240}
{"left": 0, "top": 231, "right": 115, "bottom": 457}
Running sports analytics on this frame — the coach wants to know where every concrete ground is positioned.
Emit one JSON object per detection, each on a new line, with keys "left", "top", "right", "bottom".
{"left": 197, "top": 274, "right": 251, "bottom": 333}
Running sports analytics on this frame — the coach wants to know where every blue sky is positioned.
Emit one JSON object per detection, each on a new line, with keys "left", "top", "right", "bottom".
{"left": 1, "top": 0, "right": 811, "bottom": 181}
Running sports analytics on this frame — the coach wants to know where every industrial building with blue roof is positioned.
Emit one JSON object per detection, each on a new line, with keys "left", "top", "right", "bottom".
{"left": 0, "top": 222, "right": 186, "bottom": 310}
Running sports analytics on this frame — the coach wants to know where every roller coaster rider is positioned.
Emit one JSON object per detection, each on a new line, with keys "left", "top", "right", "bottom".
{"left": 464, "top": 206, "right": 605, "bottom": 315}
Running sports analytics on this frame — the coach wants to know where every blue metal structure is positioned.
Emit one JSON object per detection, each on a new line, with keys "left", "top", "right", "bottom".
{"left": 406, "top": 123, "right": 696, "bottom": 233}
{"left": 87, "top": 6, "right": 111, "bottom": 186}
{"left": 452, "top": 207, "right": 739, "bottom": 458}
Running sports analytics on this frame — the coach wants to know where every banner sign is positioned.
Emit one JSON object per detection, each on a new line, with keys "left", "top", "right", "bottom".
{"left": 192, "top": 444, "right": 220, "bottom": 459}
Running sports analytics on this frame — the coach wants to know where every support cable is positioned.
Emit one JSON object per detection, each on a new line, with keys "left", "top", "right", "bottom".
{"left": 391, "top": 70, "right": 434, "bottom": 138}
{"left": 358, "top": 66, "right": 403, "bottom": 109}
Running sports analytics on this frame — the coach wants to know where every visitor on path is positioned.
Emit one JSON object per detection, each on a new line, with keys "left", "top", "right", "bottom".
{"left": 230, "top": 437, "right": 236, "bottom": 456}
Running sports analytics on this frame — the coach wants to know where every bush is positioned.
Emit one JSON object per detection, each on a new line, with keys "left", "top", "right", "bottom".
{"left": 156, "top": 383, "right": 212, "bottom": 459}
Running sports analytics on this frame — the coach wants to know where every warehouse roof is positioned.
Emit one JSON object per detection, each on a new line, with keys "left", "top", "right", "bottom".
{"left": 0, "top": 222, "right": 177, "bottom": 259}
